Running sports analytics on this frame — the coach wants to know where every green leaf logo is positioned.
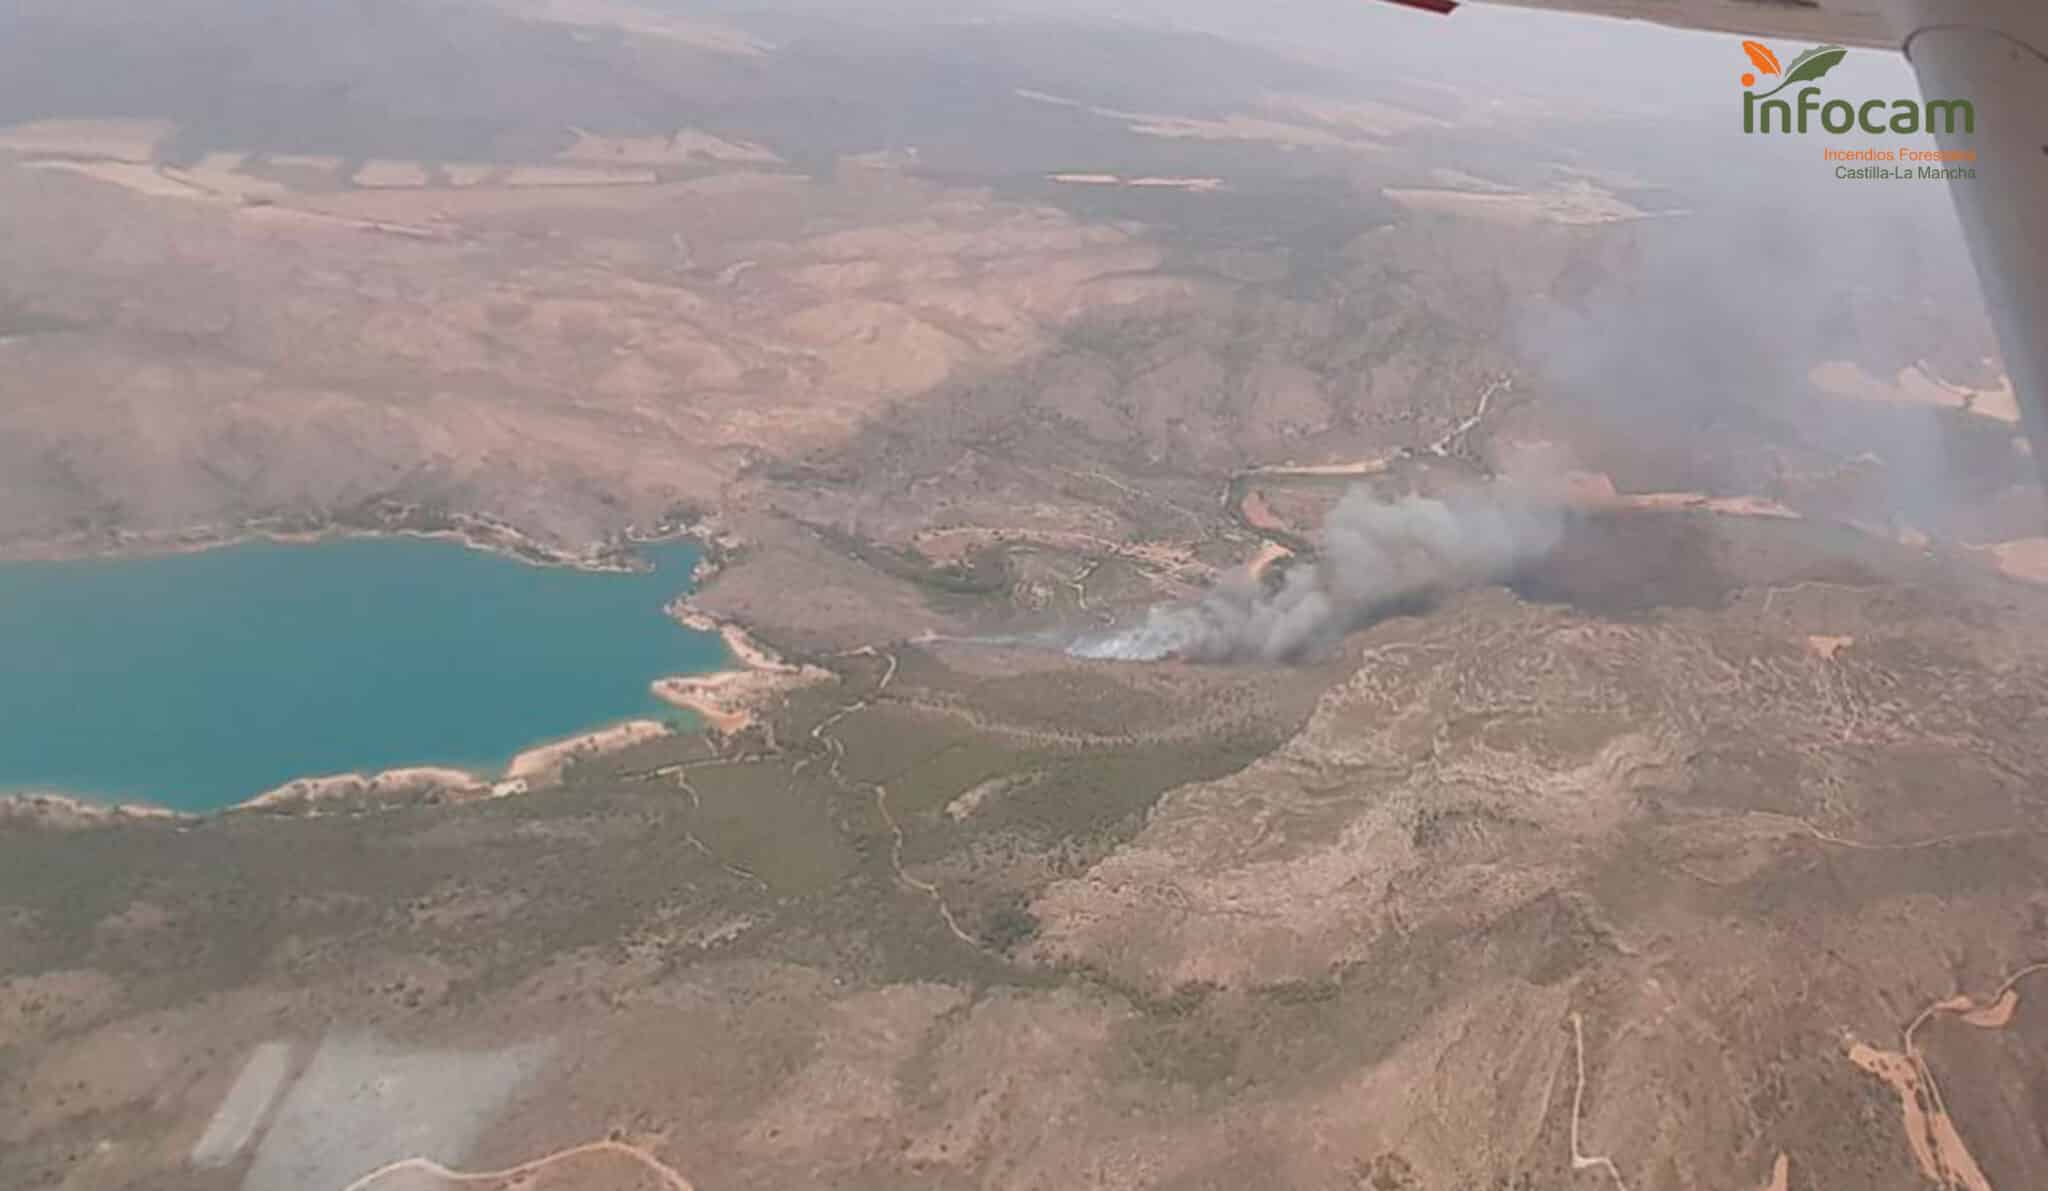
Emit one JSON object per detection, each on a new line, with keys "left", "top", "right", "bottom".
{"left": 1754, "top": 45, "right": 1848, "bottom": 98}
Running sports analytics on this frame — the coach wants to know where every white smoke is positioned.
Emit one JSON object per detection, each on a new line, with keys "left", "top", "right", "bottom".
{"left": 1070, "top": 479, "right": 1564, "bottom": 663}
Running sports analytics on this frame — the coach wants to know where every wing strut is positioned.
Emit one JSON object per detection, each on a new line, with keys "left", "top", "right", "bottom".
{"left": 1890, "top": 2, "right": 2048, "bottom": 494}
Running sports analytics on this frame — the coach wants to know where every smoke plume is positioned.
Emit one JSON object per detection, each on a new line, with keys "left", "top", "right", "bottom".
{"left": 1070, "top": 479, "right": 1563, "bottom": 663}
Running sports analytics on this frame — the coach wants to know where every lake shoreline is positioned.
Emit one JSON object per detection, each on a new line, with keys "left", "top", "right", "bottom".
{"left": 651, "top": 609, "right": 833, "bottom": 737}
{"left": 1, "top": 792, "right": 193, "bottom": 829}
{"left": 0, "top": 523, "right": 752, "bottom": 825}
{"left": 0, "top": 503, "right": 742, "bottom": 577}
{"left": 231, "top": 718, "right": 681, "bottom": 815}
{"left": 1, "top": 714, "right": 692, "bottom": 826}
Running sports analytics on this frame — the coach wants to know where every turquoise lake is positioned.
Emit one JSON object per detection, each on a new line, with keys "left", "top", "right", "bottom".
{"left": 0, "top": 537, "right": 726, "bottom": 811}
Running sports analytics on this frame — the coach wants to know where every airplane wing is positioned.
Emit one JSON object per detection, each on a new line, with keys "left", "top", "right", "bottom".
{"left": 1387, "top": 0, "right": 2048, "bottom": 495}
{"left": 1455, "top": 0, "right": 1891, "bottom": 47}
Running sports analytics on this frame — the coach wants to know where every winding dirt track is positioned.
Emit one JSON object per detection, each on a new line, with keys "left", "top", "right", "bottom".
{"left": 805, "top": 651, "right": 982, "bottom": 949}
{"left": 1568, "top": 1012, "right": 1632, "bottom": 1191}
{"left": 339, "top": 1138, "right": 696, "bottom": 1191}
{"left": 1848, "top": 962, "right": 2048, "bottom": 1191}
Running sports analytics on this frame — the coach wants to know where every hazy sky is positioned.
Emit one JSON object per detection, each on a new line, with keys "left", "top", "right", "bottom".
{"left": 696, "top": 0, "right": 1923, "bottom": 117}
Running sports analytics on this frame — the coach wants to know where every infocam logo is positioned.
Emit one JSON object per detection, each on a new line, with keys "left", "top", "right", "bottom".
{"left": 1740, "top": 40, "right": 1975, "bottom": 136}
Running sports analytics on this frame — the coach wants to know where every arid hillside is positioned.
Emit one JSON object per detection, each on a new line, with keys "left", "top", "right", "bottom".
{"left": 7, "top": 509, "right": 2048, "bottom": 1191}
{"left": 5, "top": 0, "right": 2022, "bottom": 586}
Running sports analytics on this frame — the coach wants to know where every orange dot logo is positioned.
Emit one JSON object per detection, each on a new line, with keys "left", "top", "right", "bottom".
{"left": 1742, "top": 72, "right": 1756, "bottom": 86}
